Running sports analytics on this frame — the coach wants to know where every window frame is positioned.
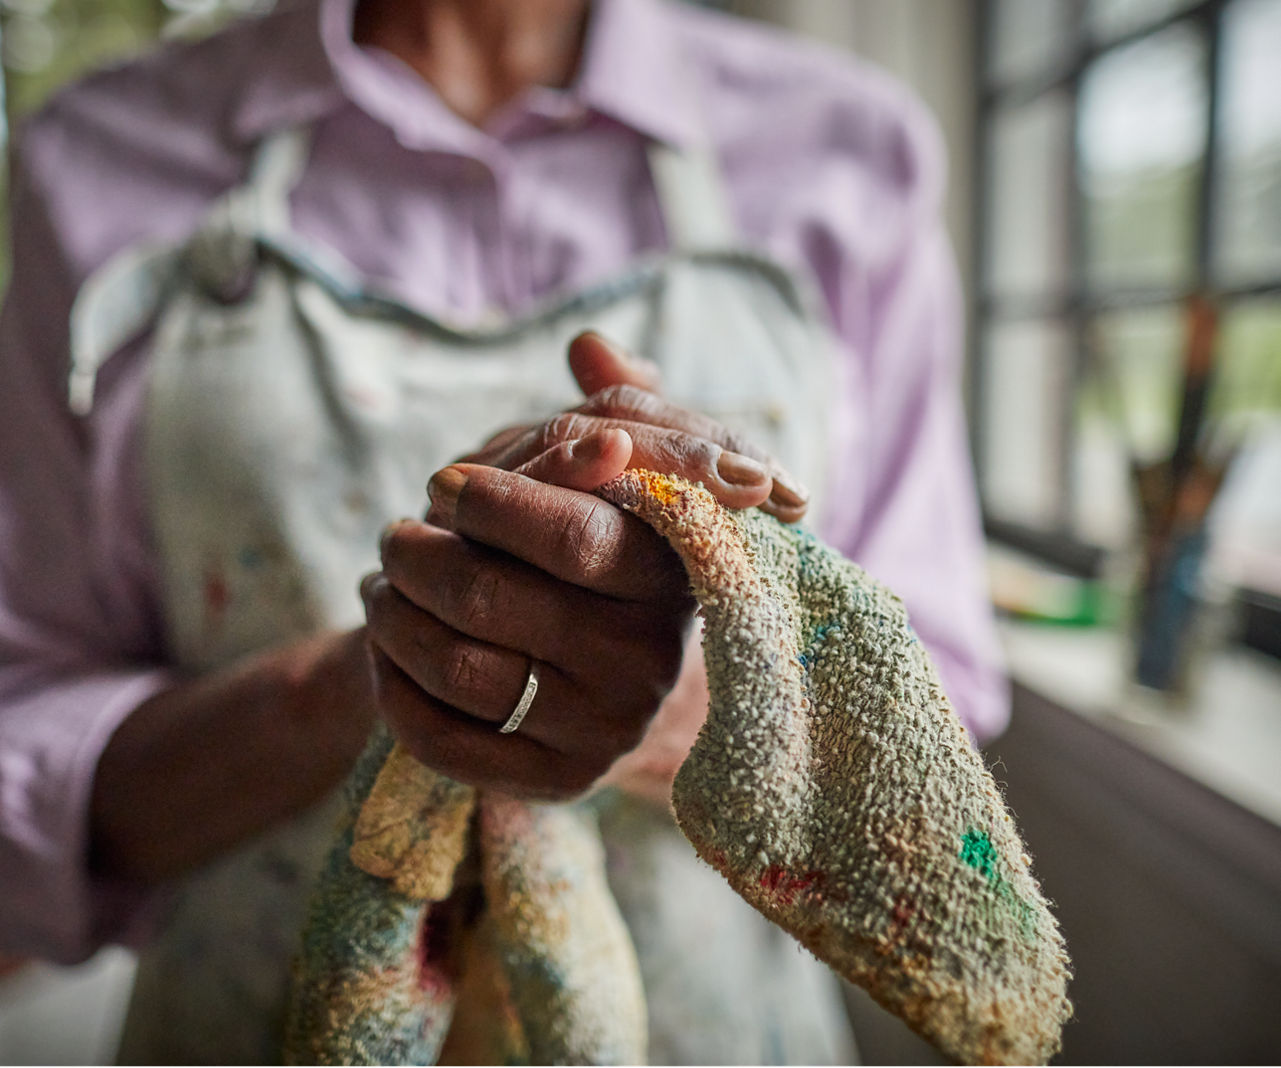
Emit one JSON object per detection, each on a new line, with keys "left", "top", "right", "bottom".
{"left": 970, "top": 0, "right": 1281, "bottom": 578}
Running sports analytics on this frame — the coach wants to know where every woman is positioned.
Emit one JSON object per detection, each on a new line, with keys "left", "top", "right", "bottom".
{"left": 0, "top": 0, "right": 1007, "bottom": 1061}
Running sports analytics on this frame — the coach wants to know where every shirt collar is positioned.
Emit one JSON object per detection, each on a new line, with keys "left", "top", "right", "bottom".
{"left": 573, "top": 0, "right": 702, "bottom": 149}
{"left": 230, "top": 0, "right": 702, "bottom": 152}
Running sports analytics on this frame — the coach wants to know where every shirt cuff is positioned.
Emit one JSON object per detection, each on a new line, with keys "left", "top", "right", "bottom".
{"left": 0, "top": 667, "right": 173, "bottom": 963}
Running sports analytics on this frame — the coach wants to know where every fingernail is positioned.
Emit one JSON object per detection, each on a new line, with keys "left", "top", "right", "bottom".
{"left": 379, "top": 519, "right": 412, "bottom": 561}
{"left": 426, "top": 466, "right": 467, "bottom": 529}
{"left": 716, "top": 450, "right": 769, "bottom": 487}
{"left": 769, "top": 469, "right": 809, "bottom": 507}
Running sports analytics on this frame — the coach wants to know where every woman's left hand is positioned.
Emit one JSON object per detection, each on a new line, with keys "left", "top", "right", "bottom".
{"left": 362, "top": 453, "right": 697, "bottom": 800}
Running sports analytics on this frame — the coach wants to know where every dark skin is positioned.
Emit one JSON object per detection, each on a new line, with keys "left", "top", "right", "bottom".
{"left": 363, "top": 333, "right": 806, "bottom": 801}
{"left": 89, "top": 3, "right": 809, "bottom": 883}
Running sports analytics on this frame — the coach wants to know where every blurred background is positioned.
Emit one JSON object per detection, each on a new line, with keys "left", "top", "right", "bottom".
{"left": 0, "top": 0, "right": 1277, "bottom": 1062}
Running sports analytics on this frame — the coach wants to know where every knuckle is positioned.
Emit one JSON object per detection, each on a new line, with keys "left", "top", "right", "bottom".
{"left": 440, "top": 636, "right": 487, "bottom": 697}
{"left": 454, "top": 565, "right": 503, "bottom": 634}
{"left": 591, "top": 383, "right": 664, "bottom": 423}
{"left": 592, "top": 383, "right": 640, "bottom": 412}
{"left": 722, "top": 428, "right": 759, "bottom": 457}
{"left": 556, "top": 499, "right": 615, "bottom": 578}
{"left": 538, "top": 412, "right": 587, "bottom": 452}
{"left": 666, "top": 432, "right": 716, "bottom": 473}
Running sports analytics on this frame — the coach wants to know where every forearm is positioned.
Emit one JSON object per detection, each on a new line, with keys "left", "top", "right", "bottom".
{"left": 89, "top": 628, "right": 376, "bottom": 884}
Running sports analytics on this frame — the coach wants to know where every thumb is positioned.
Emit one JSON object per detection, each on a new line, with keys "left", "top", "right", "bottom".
{"left": 568, "top": 331, "right": 662, "bottom": 397}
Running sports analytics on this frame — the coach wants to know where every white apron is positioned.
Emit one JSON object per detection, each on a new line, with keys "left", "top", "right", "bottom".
{"left": 70, "top": 124, "right": 857, "bottom": 1065}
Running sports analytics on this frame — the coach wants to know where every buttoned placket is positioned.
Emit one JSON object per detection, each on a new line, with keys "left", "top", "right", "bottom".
{"left": 467, "top": 98, "right": 596, "bottom": 322}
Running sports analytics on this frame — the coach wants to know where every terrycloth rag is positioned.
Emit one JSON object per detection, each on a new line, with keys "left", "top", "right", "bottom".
{"left": 285, "top": 471, "right": 1072, "bottom": 1066}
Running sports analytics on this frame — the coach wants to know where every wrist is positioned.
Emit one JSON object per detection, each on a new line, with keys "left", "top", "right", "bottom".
{"left": 90, "top": 628, "right": 376, "bottom": 884}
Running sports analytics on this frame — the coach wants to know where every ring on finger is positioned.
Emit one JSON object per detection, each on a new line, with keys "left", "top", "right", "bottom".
{"left": 498, "top": 660, "right": 541, "bottom": 735}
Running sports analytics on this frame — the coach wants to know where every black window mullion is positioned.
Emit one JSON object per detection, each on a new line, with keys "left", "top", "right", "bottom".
{"left": 976, "top": 0, "right": 1281, "bottom": 581}
{"left": 1195, "top": 0, "right": 1226, "bottom": 289}
{"left": 1062, "top": 0, "right": 1089, "bottom": 535}
{"left": 968, "top": 0, "right": 996, "bottom": 486}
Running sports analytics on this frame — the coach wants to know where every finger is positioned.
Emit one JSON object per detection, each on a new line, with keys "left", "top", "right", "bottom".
{"left": 512, "top": 428, "right": 633, "bottom": 491}
{"left": 483, "top": 413, "right": 774, "bottom": 511}
{"left": 378, "top": 519, "right": 647, "bottom": 670}
{"left": 483, "top": 400, "right": 805, "bottom": 520}
{"left": 363, "top": 572, "right": 659, "bottom": 760}
{"left": 363, "top": 570, "right": 541, "bottom": 722}
{"left": 575, "top": 384, "right": 809, "bottom": 519}
{"left": 425, "top": 464, "right": 692, "bottom": 603}
{"left": 568, "top": 331, "right": 662, "bottom": 395}
{"left": 367, "top": 644, "right": 600, "bottom": 800}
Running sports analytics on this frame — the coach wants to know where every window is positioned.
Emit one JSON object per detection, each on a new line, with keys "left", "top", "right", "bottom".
{"left": 975, "top": 0, "right": 1281, "bottom": 605}
{"left": 0, "top": 0, "right": 273, "bottom": 286}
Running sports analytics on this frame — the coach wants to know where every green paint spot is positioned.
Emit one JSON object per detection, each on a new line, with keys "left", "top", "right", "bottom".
{"left": 960, "top": 828, "right": 1038, "bottom": 940}
{"left": 960, "top": 828, "right": 999, "bottom": 883}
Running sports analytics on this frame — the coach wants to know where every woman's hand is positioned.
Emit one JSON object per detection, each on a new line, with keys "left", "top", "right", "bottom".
{"left": 363, "top": 452, "right": 695, "bottom": 800}
{"left": 460, "top": 332, "right": 809, "bottom": 522}
{"left": 361, "top": 331, "right": 805, "bottom": 801}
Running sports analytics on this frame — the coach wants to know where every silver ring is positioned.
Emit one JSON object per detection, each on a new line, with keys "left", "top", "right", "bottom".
{"left": 498, "top": 661, "right": 540, "bottom": 734}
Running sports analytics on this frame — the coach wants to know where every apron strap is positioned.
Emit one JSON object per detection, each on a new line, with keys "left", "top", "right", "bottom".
{"left": 642, "top": 60, "right": 737, "bottom": 251}
{"left": 247, "top": 121, "right": 739, "bottom": 254}
{"left": 67, "top": 243, "right": 183, "bottom": 415}
{"left": 66, "top": 120, "right": 736, "bottom": 413}
{"left": 66, "top": 130, "right": 308, "bottom": 414}
{"left": 645, "top": 139, "right": 738, "bottom": 251}
{"left": 246, "top": 126, "right": 310, "bottom": 238}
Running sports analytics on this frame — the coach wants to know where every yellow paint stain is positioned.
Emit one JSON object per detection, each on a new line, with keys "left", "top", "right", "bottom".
{"left": 637, "top": 470, "right": 682, "bottom": 506}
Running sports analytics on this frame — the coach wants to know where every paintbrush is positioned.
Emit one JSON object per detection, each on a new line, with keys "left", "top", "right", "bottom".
{"left": 1169, "top": 295, "right": 1218, "bottom": 511}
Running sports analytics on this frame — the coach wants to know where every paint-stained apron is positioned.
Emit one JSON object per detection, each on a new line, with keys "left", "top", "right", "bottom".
{"left": 70, "top": 126, "right": 859, "bottom": 1065}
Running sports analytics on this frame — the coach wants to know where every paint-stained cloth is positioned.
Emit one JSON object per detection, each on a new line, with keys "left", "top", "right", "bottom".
{"left": 286, "top": 472, "right": 1071, "bottom": 1066}
{"left": 0, "top": 0, "right": 1006, "bottom": 964}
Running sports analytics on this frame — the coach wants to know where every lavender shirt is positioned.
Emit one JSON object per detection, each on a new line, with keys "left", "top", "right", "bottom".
{"left": 0, "top": 0, "right": 1007, "bottom": 962}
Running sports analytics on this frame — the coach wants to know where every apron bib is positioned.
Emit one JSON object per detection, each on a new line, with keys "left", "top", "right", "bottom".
{"left": 71, "top": 126, "right": 855, "bottom": 1065}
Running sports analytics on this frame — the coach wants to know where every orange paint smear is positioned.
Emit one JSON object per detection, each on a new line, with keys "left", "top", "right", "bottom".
{"left": 636, "top": 470, "right": 682, "bottom": 506}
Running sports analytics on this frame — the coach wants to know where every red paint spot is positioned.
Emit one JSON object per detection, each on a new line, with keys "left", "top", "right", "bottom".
{"left": 881, "top": 893, "right": 919, "bottom": 953}
{"left": 203, "top": 566, "right": 229, "bottom": 618}
{"left": 758, "top": 865, "right": 825, "bottom": 905}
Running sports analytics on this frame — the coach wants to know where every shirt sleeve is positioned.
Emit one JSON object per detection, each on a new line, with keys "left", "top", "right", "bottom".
{"left": 821, "top": 217, "right": 1010, "bottom": 742}
{"left": 0, "top": 126, "right": 173, "bottom": 964}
